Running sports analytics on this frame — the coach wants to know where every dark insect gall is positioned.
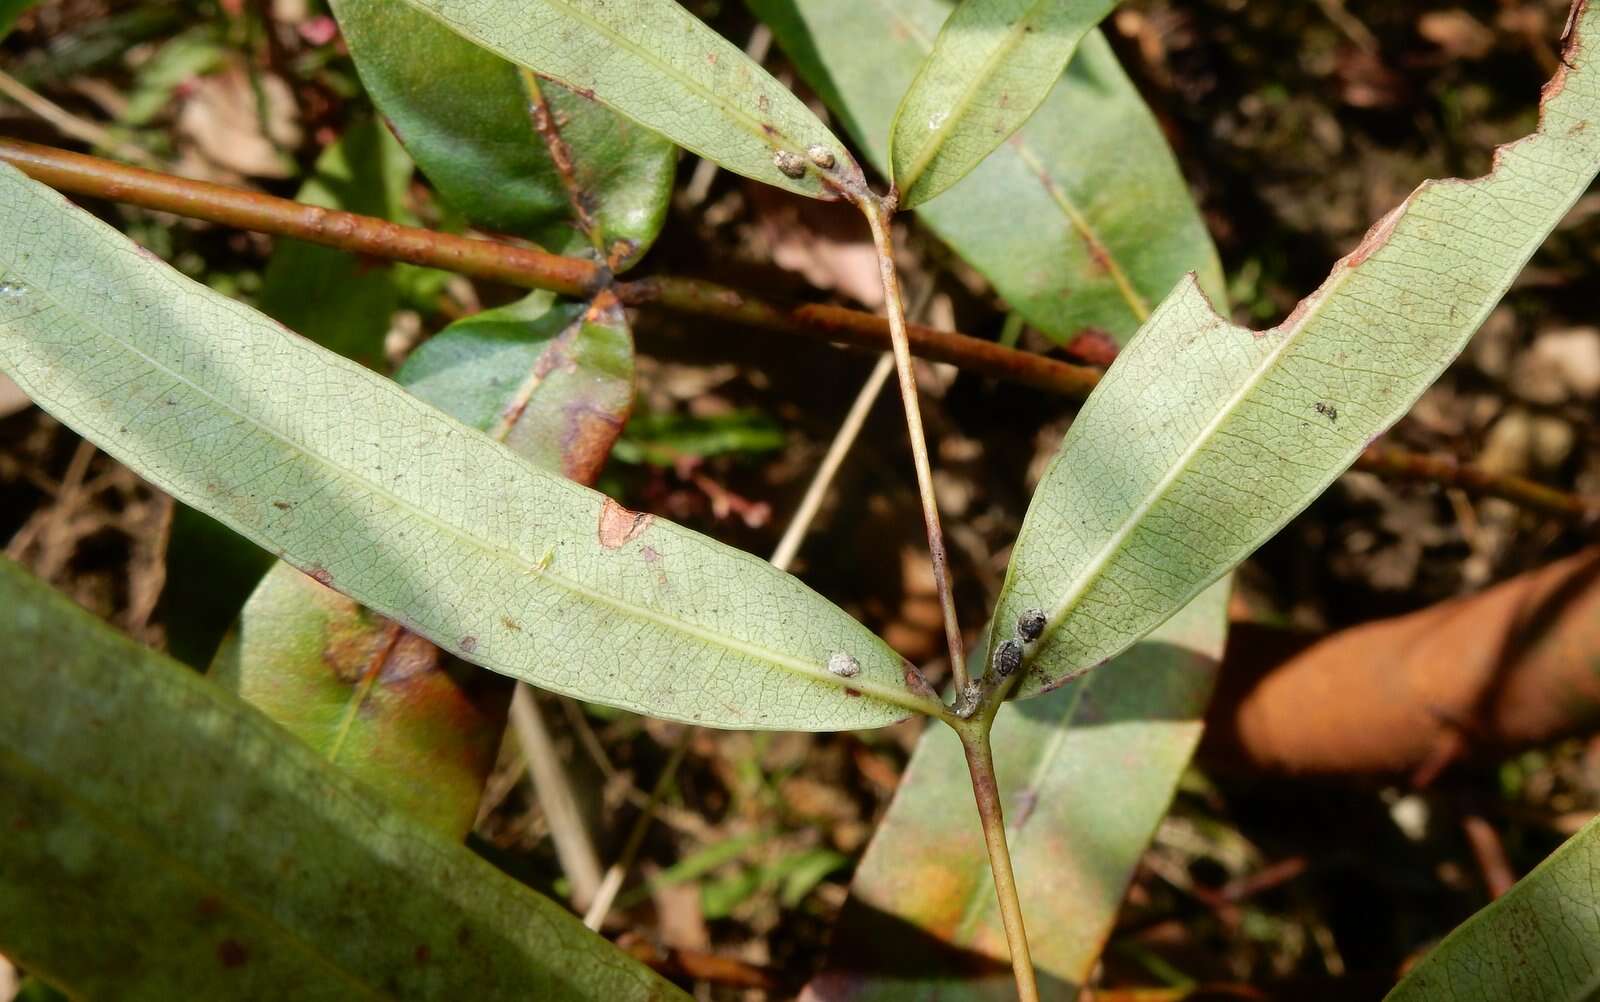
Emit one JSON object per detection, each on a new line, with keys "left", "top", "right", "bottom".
{"left": 1016, "top": 608, "right": 1047, "bottom": 643}
{"left": 993, "top": 639, "right": 1023, "bottom": 678}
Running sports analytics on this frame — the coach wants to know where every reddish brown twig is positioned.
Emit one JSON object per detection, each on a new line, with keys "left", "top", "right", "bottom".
{"left": 4, "top": 138, "right": 1595, "bottom": 521}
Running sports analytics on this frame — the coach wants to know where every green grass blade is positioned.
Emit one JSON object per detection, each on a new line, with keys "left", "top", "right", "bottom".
{"left": 0, "top": 557, "right": 685, "bottom": 1000}
{"left": 889, "top": 0, "right": 1116, "bottom": 208}
{"left": 0, "top": 164, "right": 940, "bottom": 730}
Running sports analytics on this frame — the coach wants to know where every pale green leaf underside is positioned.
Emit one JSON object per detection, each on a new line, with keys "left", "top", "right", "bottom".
{"left": 1385, "top": 814, "right": 1600, "bottom": 1001}
{"left": 996, "top": 10, "right": 1600, "bottom": 697}
{"left": 395, "top": 0, "right": 856, "bottom": 199}
{"left": 890, "top": 0, "right": 1115, "bottom": 208}
{"left": 0, "top": 164, "right": 937, "bottom": 731}
{"left": 0, "top": 557, "right": 683, "bottom": 1000}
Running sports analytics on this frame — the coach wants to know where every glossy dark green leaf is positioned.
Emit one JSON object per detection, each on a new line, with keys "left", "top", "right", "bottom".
{"left": 397, "top": 290, "right": 634, "bottom": 482}
{"left": 1386, "top": 815, "right": 1600, "bottom": 1002}
{"left": 0, "top": 0, "right": 40, "bottom": 40}
{"left": 808, "top": 584, "right": 1228, "bottom": 1000}
{"left": 257, "top": 117, "right": 413, "bottom": 367}
{"left": 332, "top": 0, "right": 675, "bottom": 268}
{"left": 392, "top": 0, "right": 862, "bottom": 199}
{"left": 0, "top": 163, "right": 940, "bottom": 730}
{"left": 752, "top": 0, "right": 1223, "bottom": 342}
{"left": 211, "top": 563, "right": 512, "bottom": 840}
{"left": 889, "top": 0, "right": 1117, "bottom": 208}
{"left": 0, "top": 557, "right": 686, "bottom": 1000}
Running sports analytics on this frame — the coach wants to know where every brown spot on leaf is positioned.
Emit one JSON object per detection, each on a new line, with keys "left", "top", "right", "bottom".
{"left": 561, "top": 405, "right": 626, "bottom": 483}
{"left": 598, "top": 497, "right": 652, "bottom": 549}
{"left": 196, "top": 896, "right": 224, "bottom": 918}
{"left": 217, "top": 939, "right": 248, "bottom": 968}
{"left": 309, "top": 566, "right": 333, "bottom": 587}
{"left": 501, "top": 616, "right": 522, "bottom": 632}
{"left": 459, "top": 635, "right": 478, "bottom": 655}
{"left": 272, "top": 500, "right": 291, "bottom": 510}
{"left": 1344, "top": 202, "right": 1406, "bottom": 269}
{"left": 414, "top": 944, "right": 431, "bottom": 965}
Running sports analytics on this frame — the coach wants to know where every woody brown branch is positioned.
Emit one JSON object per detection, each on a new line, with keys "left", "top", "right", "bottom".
{"left": 3, "top": 137, "right": 1594, "bottom": 521}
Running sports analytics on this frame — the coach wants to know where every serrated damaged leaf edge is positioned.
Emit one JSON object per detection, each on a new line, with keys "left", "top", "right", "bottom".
{"left": 1005, "top": 0, "right": 1600, "bottom": 690}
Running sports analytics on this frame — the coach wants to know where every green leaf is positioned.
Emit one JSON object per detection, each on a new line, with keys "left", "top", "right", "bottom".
{"left": 1386, "top": 814, "right": 1600, "bottom": 1002}
{"left": 210, "top": 291, "right": 633, "bottom": 839}
{"left": 332, "top": 0, "right": 676, "bottom": 268}
{"left": 889, "top": 0, "right": 1116, "bottom": 208}
{"left": 613, "top": 409, "right": 786, "bottom": 466}
{"left": 809, "top": 583, "right": 1227, "bottom": 999}
{"left": 994, "top": 15, "right": 1600, "bottom": 697}
{"left": 257, "top": 117, "right": 415, "bottom": 368}
{"left": 0, "top": 0, "right": 38, "bottom": 40}
{"left": 391, "top": 0, "right": 861, "bottom": 200}
{"left": 752, "top": 0, "right": 1223, "bottom": 342}
{"left": 0, "top": 557, "right": 686, "bottom": 1000}
{"left": 398, "top": 290, "right": 634, "bottom": 482}
{"left": 0, "top": 163, "right": 940, "bottom": 730}
{"left": 210, "top": 562, "right": 511, "bottom": 840}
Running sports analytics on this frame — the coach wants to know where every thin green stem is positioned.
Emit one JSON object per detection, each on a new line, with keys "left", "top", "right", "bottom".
{"left": 958, "top": 718, "right": 1039, "bottom": 1002}
{"left": 860, "top": 197, "right": 968, "bottom": 691}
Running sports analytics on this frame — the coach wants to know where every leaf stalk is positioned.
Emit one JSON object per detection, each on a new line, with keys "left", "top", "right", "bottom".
{"left": 859, "top": 194, "right": 969, "bottom": 691}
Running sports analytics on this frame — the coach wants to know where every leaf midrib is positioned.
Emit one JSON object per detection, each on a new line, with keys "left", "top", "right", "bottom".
{"left": 25, "top": 285, "right": 932, "bottom": 720}
{"left": 896, "top": 0, "right": 1053, "bottom": 196}
{"left": 1038, "top": 274, "right": 1335, "bottom": 656}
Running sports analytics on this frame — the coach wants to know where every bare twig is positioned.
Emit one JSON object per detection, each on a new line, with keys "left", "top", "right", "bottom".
{"left": 510, "top": 685, "right": 604, "bottom": 909}
{"left": 0, "top": 71, "right": 159, "bottom": 167}
{"left": 582, "top": 729, "right": 692, "bottom": 930}
{"left": 3, "top": 139, "right": 1594, "bottom": 521}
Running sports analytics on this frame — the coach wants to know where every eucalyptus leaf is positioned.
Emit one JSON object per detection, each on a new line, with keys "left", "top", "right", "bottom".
{"left": 753, "top": 0, "right": 1223, "bottom": 342}
{"left": 890, "top": 0, "right": 1116, "bottom": 208}
{"left": 398, "top": 289, "right": 633, "bottom": 482}
{"left": 994, "top": 14, "right": 1600, "bottom": 696}
{"left": 211, "top": 562, "right": 511, "bottom": 840}
{"left": 0, "top": 0, "right": 37, "bottom": 40}
{"left": 212, "top": 293, "right": 632, "bottom": 839}
{"left": 1386, "top": 815, "right": 1600, "bottom": 1002}
{"left": 0, "top": 163, "right": 940, "bottom": 730}
{"left": 809, "top": 583, "right": 1227, "bottom": 1000}
{"left": 332, "top": 0, "right": 675, "bottom": 268}
{"left": 0, "top": 557, "right": 685, "bottom": 1000}
{"left": 393, "top": 0, "right": 861, "bottom": 199}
